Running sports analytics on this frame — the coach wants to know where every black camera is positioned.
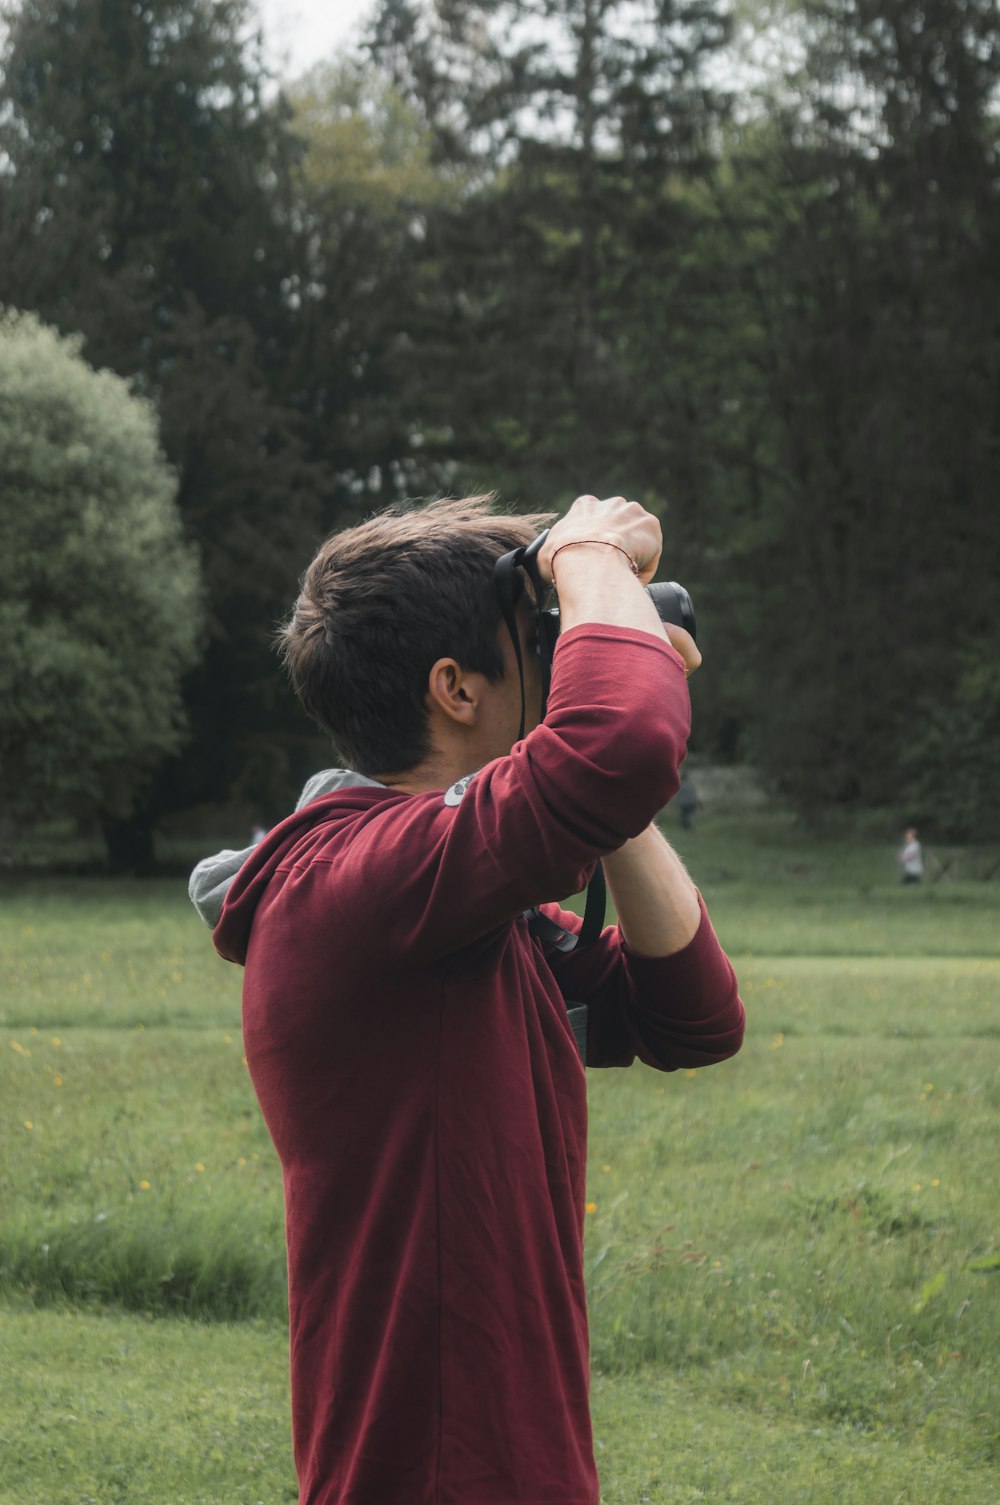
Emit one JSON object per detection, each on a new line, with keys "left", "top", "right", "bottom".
{"left": 537, "top": 579, "right": 696, "bottom": 657}
{"left": 500, "top": 527, "right": 696, "bottom": 657}
{"left": 495, "top": 526, "right": 696, "bottom": 728}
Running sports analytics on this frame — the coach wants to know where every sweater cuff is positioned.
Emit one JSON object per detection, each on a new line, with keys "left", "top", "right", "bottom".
{"left": 555, "top": 621, "right": 687, "bottom": 674}
{"left": 621, "top": 895, "right": 738, "bottom": 1019}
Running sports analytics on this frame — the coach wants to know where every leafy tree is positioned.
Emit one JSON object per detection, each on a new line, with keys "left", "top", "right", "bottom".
{"left": 0, "top": 0, "right": 326, "bottom": 842}
{"left": 0, "top": 311, "right": 201, "bottom": 857}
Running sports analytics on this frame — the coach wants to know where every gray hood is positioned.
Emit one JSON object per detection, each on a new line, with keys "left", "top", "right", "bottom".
{"left": 188, "top": 768, "right": 384, "bottom": 929}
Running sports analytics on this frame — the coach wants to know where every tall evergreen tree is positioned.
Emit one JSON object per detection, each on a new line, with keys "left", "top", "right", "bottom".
{"left": 283, "top": 57, "right": 457, "bottom": 518}
{"left": 364, "top": 0, "right": 733, "bottom": 511}
{"left": 681, "top": 0, "right": 1000, "bottom": 827}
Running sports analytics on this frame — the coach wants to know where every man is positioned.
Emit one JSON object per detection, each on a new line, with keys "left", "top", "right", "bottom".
{"left": 676, "top": 771, "right": 701, "bottom": 830}
{"left": 190, "top": 492, "right": 744, "bottom": 1505}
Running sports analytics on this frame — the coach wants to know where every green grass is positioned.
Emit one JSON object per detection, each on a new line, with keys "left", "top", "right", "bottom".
{"left": 2, "top": 1312, "right": 998, "bottom": 1505}
{"left": 584, "top": 1007, "right": 999, "bottom": 1457}
{"left": 1, "top": 814, "right": 999, "bottom": 1502}
{"left": 2, "top": 1024, "right": 283, "bottom": 1318}
{"left": 0, "top": 877, "right": 242, "bottom": 1028}
{"left": 0, "top": 1308, "right": 296, "bottom": 1505}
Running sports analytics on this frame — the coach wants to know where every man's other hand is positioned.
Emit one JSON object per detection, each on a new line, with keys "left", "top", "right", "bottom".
{"left": 664, "top": 624, "right": 701, "bottom": 676}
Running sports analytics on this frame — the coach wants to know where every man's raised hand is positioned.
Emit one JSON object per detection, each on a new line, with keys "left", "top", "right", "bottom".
{"left": 538, "top": 495, "right": 663, "bottom": 587}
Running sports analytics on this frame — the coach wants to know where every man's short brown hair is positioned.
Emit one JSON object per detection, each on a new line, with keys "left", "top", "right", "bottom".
{"left": 279, "top": 496, "right": 554, "bottom": 775}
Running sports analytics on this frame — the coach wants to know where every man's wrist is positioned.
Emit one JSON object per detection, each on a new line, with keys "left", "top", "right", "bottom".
{"left": 548, "top": 544, "right": 666, "bottom": 639}
{"left": 550, "top": 538, "right": 639, "bottom": 588}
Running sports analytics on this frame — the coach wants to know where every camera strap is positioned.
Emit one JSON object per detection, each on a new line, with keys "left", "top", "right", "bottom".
{"left": 494, "top": 530, "right": 606, "bottom": 950}
{"left": 493, "top": 528, "right": 550, "bottom": 741}
{"left": 527, "top": 863, "right": 607, "bottom": 951}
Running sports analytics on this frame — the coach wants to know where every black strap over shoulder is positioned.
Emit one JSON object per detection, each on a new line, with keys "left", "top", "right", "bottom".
{"left": 524, "top": 862, "right": 606, "bottom": 951}
{"left": 494, "top": 528, "right": 550, "bottom": 741}
{"left": 495, "top": 529, "right": 607, "bottom": 954}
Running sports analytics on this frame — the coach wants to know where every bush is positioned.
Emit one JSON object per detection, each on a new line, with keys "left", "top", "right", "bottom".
{"left": 0, "top": 310, "right": 202, "bottom": 828}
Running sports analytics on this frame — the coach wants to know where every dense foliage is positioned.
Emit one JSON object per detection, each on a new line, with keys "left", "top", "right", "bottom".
{"left": 0, "top": 0, "right": 328, "bottom": 857}
{"left": 1, "top": 0, "right": 997, "bottom": 853}
{"left": 0, "top": 312, "right": 201, "bottom": 841}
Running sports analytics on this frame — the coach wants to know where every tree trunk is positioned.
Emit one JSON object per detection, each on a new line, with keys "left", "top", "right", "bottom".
{"left": 574, "top": 0, "right": 598, "bottom": 385}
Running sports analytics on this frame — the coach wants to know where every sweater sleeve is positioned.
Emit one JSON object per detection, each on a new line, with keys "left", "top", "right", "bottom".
{"left": 330, "top": 626, "right": 693, "bottom": 965}
{"left": 537, "top": 896, "right": 745, "bottom": 1072}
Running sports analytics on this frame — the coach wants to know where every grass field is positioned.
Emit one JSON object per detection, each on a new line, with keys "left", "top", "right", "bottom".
{"left": 1, "top": 812, "right": 999, "bottom": 1503}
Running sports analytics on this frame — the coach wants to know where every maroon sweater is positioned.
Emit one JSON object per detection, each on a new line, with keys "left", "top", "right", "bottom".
{"left": 214, "top": 624, "right": 744, "bottom": 1505}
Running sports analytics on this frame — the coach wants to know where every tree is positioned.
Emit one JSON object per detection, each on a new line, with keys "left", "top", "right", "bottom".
{"left": 283, "top": 57, "right": 457, "bottom": 514}
{"left": 0, "top": 0, "right": 295, "bottom": 357}
{"left": 0, "top": 0, "right": 327, "bottom": 838}
{"left": 0, "top": 311, "right": 202, "bottom": 861}
{"left": 356, "top": 0, "right": 735, "bottom": 513}
{"left": 686, "top": 0, "right": 1000, "bottom": 828}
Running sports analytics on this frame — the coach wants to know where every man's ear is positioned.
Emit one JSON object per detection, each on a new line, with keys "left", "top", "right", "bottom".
{"left": 427, "top": 658, "right": 481, "bottom": 725}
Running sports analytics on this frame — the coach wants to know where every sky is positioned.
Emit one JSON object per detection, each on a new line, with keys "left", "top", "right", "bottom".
{"left": 254, "top": 0, "right": 377, "bottom": 81}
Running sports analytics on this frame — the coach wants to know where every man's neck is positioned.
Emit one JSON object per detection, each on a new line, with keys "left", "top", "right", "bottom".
{"left": 377, "top": 750, "right": 476, "bottom": 797}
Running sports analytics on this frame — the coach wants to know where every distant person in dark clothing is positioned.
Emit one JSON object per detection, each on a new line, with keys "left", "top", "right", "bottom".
{"left": 677, "top": 774, "right": 700, "bottom": 829}
{"left": 898, "top": 827, "right": 924, "bottom": 884}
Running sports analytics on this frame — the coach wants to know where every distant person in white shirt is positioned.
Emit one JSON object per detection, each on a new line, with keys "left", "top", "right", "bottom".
{"left": 898, "top": 827, "right": 924, "bottom": 884}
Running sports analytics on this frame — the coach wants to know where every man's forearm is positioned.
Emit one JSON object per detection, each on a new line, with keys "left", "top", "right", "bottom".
{"left": 549, "top": 544, "right": 668, "bottom": 638}
{"left": 602, "top": 822, "right": 701, "bottom": 958}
